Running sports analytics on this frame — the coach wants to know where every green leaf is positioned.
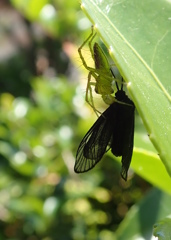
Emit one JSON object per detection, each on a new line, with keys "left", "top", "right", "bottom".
{"left": 153, "top": 217, "right": 171, "bottom": 240}
{"left": 131, "top": 149, "right": 171, "bottom": 194}
{"left": 115, "top": 188, "right": 171, "bottom": 240}
{"left": 81, "top": 0, "right": 171, "bottom": 177}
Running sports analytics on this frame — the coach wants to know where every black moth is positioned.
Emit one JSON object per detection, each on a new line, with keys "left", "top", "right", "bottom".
{"left": 74, "top": 83, "right": 135, "bottom": 181}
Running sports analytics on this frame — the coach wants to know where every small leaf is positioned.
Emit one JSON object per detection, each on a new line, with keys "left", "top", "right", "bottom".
{"left": 115, "top": 188, "right": 171, "bottom": 239}
{"left": 153, "top": 217, "right": 171, "bottom": 240}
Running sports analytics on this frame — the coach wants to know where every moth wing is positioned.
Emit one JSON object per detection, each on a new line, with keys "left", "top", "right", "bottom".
{"left": 120, "top": 107, "right": 135, "bottom": 180}
{"left": 74, "top": 105, "right": 114, "bottom": 173}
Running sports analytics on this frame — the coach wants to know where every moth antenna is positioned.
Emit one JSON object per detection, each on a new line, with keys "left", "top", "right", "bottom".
{"left": 110, "top": 68, "right": 116, "bottom": 78}
{"left": 115, "top": 81, "right": 119, "bottom": 91}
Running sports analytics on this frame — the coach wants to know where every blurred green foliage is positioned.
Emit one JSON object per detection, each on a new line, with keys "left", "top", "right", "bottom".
{"left": 0, "top": 0, "right": 169, "bottom": 239}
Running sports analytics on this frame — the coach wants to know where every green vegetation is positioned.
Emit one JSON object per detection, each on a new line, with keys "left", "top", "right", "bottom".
{"left": 0, "top": 0, "right": 170, "bottom": 239}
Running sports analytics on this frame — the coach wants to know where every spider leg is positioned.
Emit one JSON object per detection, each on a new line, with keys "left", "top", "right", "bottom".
{"left": 85, "top": 72, "right": 101, "bottom": 116}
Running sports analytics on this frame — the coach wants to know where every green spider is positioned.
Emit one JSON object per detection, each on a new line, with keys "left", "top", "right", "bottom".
{"left": 78, "top": 26, "right": 119, "bottom": 116}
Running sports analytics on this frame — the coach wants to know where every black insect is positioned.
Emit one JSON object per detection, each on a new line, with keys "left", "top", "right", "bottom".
{"left": 74, "top": 82, "right": 135, "bottom": 181}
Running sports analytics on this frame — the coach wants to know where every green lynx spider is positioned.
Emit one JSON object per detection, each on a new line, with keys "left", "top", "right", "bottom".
{"left": 78, "top": 27, "right": 119, "bottom": 116}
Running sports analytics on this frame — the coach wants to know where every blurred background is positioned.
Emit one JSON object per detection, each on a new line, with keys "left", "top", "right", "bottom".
{"left": 0, "top": 0, "right": 152, "bottom": 239}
